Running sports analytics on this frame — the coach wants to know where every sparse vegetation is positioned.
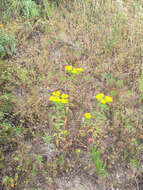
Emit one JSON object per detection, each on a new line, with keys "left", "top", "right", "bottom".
{"left": 0, "top": 29, "right": 17, "bottom": 58}
{"left": 90, "top": 145, "right": 106, "bottom": 177}
{"left": 0, "top": 0, "right": 143, "bottom": 189}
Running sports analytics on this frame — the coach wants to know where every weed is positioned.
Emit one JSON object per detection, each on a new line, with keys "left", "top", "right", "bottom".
{"left": 90, "top": 145, "right": 106, "bottom": 177}
{"left": 0, "top": 0, "right": 143, "bottom": 189}
{"left": 2, "top": 176, "right": 15, "bottom": 189}
{"left": 140, "top": 70, "right": 143, "bottom": 95}
{"left": 130, "top": 159, "right": 140, "bottom": 169}
{"left": 84, "top": 112, "right": 92, "bottom": 119}
{"left": 42, "top": 132, "right": 54, "bottom": 143}
{"left": 44, "top": 0, "right": 53, "bottom": 18}
{"left": 21, "top": 0, "right": 39, "bottom": 19}
{"left": 65, "top": 65, "right": 83, "bottom": 75}
{"left": 95, "top": 93, "right": 112, "bottom": 105}
{"left": 36, "top": 155, "right": 43, "bottom": 163}
{"left": 104, "top": 16, "right": 119, "bottom": 52}
{"left": 49, "top": 91, "right": 69, "bottom": 104}
{"left": 1, "top": 0, "right": 40, "bottom": 21}
{"left": 0, "top": 29, "right": 17, "bottom": 58}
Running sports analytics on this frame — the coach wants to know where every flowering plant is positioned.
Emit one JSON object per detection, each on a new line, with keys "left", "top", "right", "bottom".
{"left": 65, "top": 65, "right": 83, "bottom": 74}
{"left": 95, "top": 93, "right": 112, "bottom": 104}
{"left": 49, "top": 91, "right": 69, "bottom": 104}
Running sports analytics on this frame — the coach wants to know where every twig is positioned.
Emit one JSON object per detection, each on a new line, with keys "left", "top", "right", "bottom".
{"left": 135, "top": 175, "right": 139, "bottom": 190}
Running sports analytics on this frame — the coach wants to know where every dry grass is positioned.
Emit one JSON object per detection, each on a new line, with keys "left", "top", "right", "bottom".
{"left": 0, "top": 0, "right": 143, "bottom": 189}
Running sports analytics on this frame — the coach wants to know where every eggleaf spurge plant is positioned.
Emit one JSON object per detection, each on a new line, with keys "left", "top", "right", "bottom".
{"left": 90, "top": 145, "right": 106, "bottom": 177}
{"left": 49, "top": 90, "right": 69, "bottom": 124}
{"left": 49, "top": 91, "right": 69, "bottom": 143}
{"left": 65, "top": 65, "right": 83, "bottom": 75}
{"left": 95, "top": 93, "right": 112, "bottom": 112}
{"left": 49, "top": 91, "right": 69, "bottom": 105}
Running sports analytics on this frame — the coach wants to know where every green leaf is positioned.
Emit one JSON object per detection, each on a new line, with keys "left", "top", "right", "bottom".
{"left": 36, "top": 155, "right": 43, "bottom": 163}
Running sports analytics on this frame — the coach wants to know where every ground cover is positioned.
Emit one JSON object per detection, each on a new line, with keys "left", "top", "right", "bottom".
{"left": 0, "top": 0, "right": 143, "bottom": 189}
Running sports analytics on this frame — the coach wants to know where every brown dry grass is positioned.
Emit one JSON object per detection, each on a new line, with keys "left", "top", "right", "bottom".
{"left": 0, "top": 0, "right": 143, "bottom": 189}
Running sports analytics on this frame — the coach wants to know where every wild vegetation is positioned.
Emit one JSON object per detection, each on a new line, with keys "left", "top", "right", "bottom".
{"left": 0, "top": 0, "right": 143, "bottom": 189}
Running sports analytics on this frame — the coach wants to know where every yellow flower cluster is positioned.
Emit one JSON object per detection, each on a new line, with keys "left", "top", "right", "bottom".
{"left": 84, "top": 113, "right": 92, "bottom": 119}
{"left": 95, "top": 93, "right": 112, "bottom": 104}
{"left": 49, "top": 91, "right": 69, "bottom": 104}
{"left": 65, "top": 65, "right": 83, "bottom": 74}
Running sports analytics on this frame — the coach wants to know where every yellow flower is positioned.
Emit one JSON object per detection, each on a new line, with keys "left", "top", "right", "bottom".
{"left": 100, "top": 99, "right": 106, "bottom": 104}
{"left": 71, "top": 68, "right": 83, "bottom": 74}
{"left": 95, "top": 93, "right": 104, "bottom": 101}
{"left": 65, "top": 65, "right": 73, "bottom": 71}
{"left": 84, "top": 113, "right": 92, "bottom": 119}
{"left": 60, "top": 99, "right": 68, "bottom": 104}
{"left": 52, "top": 91, "right": 60, "bottom": 96}
{"left": 71, "top": 68, "right": 78, "bottom": 74}
{"left": 61, "top": 93, "right": 69, "bottom": 99}
{"left": 105, "top": 96, "right": 112, "bottom": 102}
{"left": 76, "top": 68, "right": 83, "bottom": 72}
{"left": 50, "top": 92, "right": 69, "bottom": 104}
{"left": 49, "top": 96, "right": 60, "bottom": 102}
{"left": 55, "top": 97, "right": 61, "bottom": 102}
{"left": 49, "top": 96, "right": 56, "bottom": 101}
{"left": 65, "top": 66, "right": 83, "bottom": 74}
